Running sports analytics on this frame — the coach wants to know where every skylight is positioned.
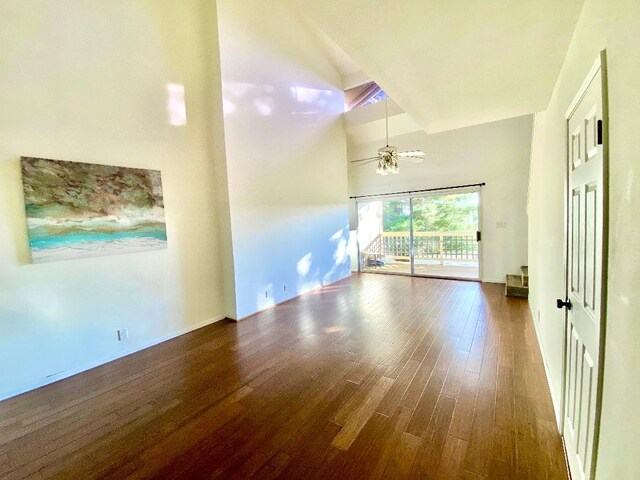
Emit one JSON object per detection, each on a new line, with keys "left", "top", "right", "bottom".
{"left": 344, "top": 81, "right": 387, "bottom": 111}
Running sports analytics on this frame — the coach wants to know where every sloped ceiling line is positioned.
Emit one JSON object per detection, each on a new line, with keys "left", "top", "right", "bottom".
{"left": 296, "top": 0, "right": 585, "bottom": 134}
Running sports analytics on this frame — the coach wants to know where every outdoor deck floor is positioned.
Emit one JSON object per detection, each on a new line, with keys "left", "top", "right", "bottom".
{"left": 363, "top": 261, "right": 479, "bottom": 279}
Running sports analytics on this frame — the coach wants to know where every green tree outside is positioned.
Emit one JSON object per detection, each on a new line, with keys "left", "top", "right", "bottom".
{"left": 382, "top": 193, "right": 478, "bottom": 232}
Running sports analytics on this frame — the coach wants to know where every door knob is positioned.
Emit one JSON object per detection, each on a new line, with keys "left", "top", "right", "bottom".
{"left": 556, "top": 298, "right": 572, "bottom": 310}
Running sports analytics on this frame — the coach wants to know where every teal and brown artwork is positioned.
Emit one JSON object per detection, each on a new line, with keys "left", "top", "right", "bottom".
{"left": 21, "top": 157, "right": 167, "bottom": 263}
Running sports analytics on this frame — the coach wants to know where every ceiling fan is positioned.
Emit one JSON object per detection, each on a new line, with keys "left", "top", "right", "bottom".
{"left": 350, "top": 98, "right": 425, "bottom": 175}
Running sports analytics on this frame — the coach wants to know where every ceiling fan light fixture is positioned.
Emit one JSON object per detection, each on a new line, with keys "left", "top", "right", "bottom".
{"left": 375, "top": 149, "right": 399, "bottom": 175}
{"left": 378, "top": 145, "right": 397, "bottom": 155}
{"left": 351, "top": 98, "right": 424, "bottom": 174}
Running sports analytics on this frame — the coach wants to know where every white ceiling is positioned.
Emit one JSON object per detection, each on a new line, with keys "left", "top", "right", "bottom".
{"left": 344, "top": 98, "right": 421, "bottom": 145}
{"left": 296, "top": 0, "right": 584, "bottom": 133}
{"left": 305, "top": 23, "right": 361, "bottom": 80}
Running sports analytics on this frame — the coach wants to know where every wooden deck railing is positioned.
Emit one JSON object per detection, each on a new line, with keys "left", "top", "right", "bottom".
{"left": 361, "top": 231, "right": 478, "bottom": 265}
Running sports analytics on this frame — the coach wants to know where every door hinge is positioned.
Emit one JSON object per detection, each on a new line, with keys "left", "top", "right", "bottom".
{"left": 597, "top": 119, "right": 603, "bottom": 145}
{"left": 476, "top": 231, "right": 482, "bottom": 242}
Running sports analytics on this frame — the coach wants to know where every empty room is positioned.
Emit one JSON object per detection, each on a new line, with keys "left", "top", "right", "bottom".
{"left": 0, "top": 0, "right": 638, "bottom": 479}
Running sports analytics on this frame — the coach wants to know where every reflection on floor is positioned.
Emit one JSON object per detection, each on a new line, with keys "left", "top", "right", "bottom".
{"left": 364, "top": 260, "right": 479, "bottom": 279}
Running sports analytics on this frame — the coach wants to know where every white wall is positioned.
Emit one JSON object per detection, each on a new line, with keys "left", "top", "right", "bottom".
{"left": 216, "top": 0, "right": 351, "bottom": 320}
{"left": 0, "top": 0, "right": 227, "bottom": 399}
{"left": 348, "top": 115, "right": 532, "bottom": 283}
{"left": 528, "top": 0, "right": 640, "bottom": 477}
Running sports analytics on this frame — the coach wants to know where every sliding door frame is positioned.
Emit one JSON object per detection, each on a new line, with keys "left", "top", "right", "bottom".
{"left": 355, "top": 187, "right": 483, "bottom": 282}
{"left": 355, "top": 193, "right": 412, "bottom": 276}
{"left": 409, "top": 197, "right": 416, "bottom": 276}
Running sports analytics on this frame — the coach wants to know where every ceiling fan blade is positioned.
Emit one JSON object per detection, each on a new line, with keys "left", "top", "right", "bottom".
{"left": 354, "top": 158, "right": 379, "bottom": 166}
{"left": 401, "top": 156, "right": 425, "bottom": 163}
{"left": 350, "top": 156, "right": 379, "bottom": 163}
{"left": 397, "top": 150, "right": 425, "bottom": 157}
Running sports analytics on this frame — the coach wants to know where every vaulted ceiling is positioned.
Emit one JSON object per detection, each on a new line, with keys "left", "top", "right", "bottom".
{"left": 296, "top": 0, "right": 585, "bottom": 133}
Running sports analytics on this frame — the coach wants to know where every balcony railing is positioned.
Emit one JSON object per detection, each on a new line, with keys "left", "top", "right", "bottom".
{"left": 361, "top": 231, "right": 478, "bottom": 265}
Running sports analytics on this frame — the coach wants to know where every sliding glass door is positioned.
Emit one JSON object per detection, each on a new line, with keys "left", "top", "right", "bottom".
{"left": 411, "top": 191, "right": 479, "bottom": 279}
{"left": 357, "top": 190, "right": 480, "bottom": 280}
{"left": 357, "top": 198, "right": 412, "bottom": 275}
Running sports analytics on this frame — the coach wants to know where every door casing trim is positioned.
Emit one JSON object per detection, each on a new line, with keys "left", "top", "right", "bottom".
{"left": 561, "top": 49, "right": 610, "bottom": 480}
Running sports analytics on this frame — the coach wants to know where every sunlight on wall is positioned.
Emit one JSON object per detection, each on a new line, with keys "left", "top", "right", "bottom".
{"left": 222, "top": 81, "right": 276, "bottom": 117}
{"left": 330, "top": 228, "right": 348, "bottom": 265}
{"left": 223, "top": 98, "right": 236, "bottom": 115}
{"left": 166, "top": 83, "right": 187, "bottom": 126}
{"left": 323, "top": 226, "right": 350, "bottom": 285}
{"left": 289, "top": 86, "right": 336, "bottom": 115}
{"left": 289, "top": 86, "right": 333, "bottom": 104}
{"left": 297, "top": 251, "right": 322, "bottom": 296}
{"left": 254, "top": 98, "right": 274, "bottom": 116}
{"left": 297, "top": 252, "right": 313, "bottom": 276}
{"left": 222, "top": 82, "right": 340, "bottom": 118}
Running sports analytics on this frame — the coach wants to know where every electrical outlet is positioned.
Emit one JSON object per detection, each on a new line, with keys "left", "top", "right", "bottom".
{"left": 283, "top": 284, "right": 287, "bottom": 292}
{"left": 265, "top": 289, "right": 270, "bottom": 298}
{"left": 117, "top": 329, "right": 129, "bottom": 341}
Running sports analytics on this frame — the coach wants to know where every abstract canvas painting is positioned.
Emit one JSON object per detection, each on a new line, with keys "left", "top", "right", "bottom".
{"left": 21, "top": 157, "right": 167, "bottom": 263}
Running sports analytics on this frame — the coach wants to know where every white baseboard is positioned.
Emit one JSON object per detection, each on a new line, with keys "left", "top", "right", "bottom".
{"left": 0, "top": 315, "right": 226, "bottom": 402}
{"left": 529, "top": 302, "right": 562, "bottom": 429}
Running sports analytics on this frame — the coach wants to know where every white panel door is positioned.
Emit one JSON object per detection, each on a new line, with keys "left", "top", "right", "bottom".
{"left": 562, "top": 59, "right": 606, "bottom": 480}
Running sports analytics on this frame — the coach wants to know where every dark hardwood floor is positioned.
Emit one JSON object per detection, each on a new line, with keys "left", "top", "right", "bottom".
{"left": 0, "top": 274, "right": 568, "bottom": 479}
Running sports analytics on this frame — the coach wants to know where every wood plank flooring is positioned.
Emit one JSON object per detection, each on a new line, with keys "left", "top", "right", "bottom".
{"left": 0, "top": 274, "right": 568, "bottom": 479}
